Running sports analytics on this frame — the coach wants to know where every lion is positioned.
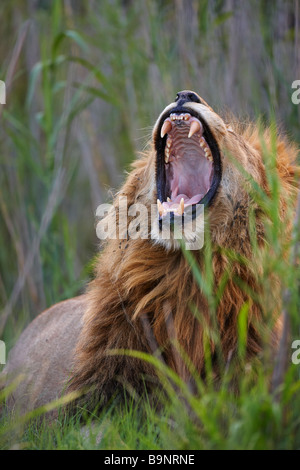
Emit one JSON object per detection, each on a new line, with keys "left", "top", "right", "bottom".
{"left": 2, "top": 90, "right": 298, "bottom": 416}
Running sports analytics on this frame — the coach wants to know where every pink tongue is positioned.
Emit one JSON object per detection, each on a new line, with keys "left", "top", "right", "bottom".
{"left": 173, "top": 194, "right": 203, "bottom": 204}
{"left": 162, "top": 193, "right": 203, "bottom": 210}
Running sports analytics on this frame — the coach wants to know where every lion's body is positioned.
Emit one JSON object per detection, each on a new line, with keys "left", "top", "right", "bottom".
{"left": 2, "top": 94, "right": 299, "bottom": 415}
{"left": 2, "top": 297, "right": 85, "bottom": 415}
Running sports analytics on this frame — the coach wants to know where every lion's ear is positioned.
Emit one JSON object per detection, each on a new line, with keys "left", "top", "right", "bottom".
{"left": 236, "top": 123, "right": 299, "bottom": 191}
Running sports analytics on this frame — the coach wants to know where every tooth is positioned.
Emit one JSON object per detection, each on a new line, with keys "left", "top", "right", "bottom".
{"left": 167, "top": 138, "right": 172, "bottom": 148}
{"left": 206, "top": 151, "right": 212, "bottom": 162}
{"left": 167, "top": 197, "right": 171, "bottom": 203}
{"left": 204, "top": 146, "right": 212, "bottom": 160}
{"left": 184, "top": 114, "right": 190, "bottom": 120}
{"left": 188, "top": 120, "right": 201, "bottom": 138}
{"left": 161, "top": 120, "right": 172, "bottom": 138}
{"left": 157, "top": 199, "right": 164, "bottom": 216}
{"left": 180, "top": 197, "right": 184, "bottom": 213}
{"left": 177, "top": 197, "right": 184, "bottom": 215}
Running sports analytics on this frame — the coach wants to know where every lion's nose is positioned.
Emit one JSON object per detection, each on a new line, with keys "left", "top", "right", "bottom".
{"left": 175, "top": 90, "right": 201, "bottom": 106}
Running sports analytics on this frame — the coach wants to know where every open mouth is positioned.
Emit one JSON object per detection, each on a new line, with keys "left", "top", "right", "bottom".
{"left": 155, "top": 106, "right": 222, "bottom": 220}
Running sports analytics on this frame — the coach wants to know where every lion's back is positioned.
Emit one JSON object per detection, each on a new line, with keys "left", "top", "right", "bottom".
{"left": 1, "top": 296, "right": 85, "bottom": 416}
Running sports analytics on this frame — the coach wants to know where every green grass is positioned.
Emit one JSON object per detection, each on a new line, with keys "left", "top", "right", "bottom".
{"left": 1, "top": 359, "right": 300, "bottom": 450}
{"left": 0, "top": 0, "right": 300, "bottom": 450}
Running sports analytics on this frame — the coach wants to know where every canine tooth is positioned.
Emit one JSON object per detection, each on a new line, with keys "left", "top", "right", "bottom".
{"left": 180, "top": 197, "right": 185, "bottom": 213}
{"left": 161, "top": 120, "right": 172, "bottom": 138}
{"left": 177, "top": 197, "right": 184, "bottom": 215}
{"left": 188, "top": 120, "right": 201, "bottom": 138}
{"left": 157, "top": 199, "right": 164, "bottom": 216}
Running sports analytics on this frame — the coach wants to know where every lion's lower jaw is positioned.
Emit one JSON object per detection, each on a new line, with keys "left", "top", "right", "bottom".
{"left": 150, "top": 216, "right": 205, "bottom": 251}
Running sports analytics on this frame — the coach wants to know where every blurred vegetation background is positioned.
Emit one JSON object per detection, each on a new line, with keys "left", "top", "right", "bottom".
{"left": 0, "top": 0, "right": 299, "bottom": 348}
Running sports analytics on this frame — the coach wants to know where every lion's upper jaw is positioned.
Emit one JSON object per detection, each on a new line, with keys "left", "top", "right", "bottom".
{"left": 153, "top": 101, "right": 227, "bottom": 144}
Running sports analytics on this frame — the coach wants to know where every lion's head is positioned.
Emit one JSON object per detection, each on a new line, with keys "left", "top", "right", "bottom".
{"left": 126, "top": 89, "right": 297, "bottom": 252}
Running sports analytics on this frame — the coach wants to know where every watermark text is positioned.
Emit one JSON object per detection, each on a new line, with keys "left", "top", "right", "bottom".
{"left": 0, "top": 340, "right": 6, "bottom": 365}
{"left": 291, "top": 80, "right": 300, "bottom": 105}
{"left": 0, "top": 80, "right": 6, "bottom": 105}
{"left": 96, "top": 197, "right": 205, "bottom": 250}
{"left": 292, "top": 339, "right": 300, "bottom": 365}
